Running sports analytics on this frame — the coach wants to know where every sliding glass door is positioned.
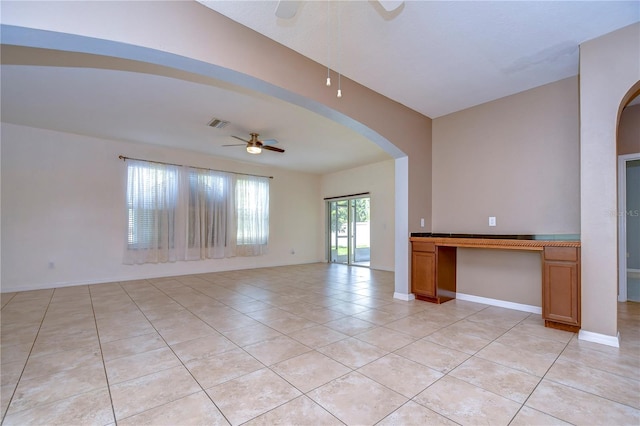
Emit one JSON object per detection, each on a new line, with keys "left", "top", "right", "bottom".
{"left": 328, "top": 196, "right": 370, "bottom": 267}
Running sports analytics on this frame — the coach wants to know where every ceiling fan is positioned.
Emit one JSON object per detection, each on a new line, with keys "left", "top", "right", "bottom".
{"left": 275, "top": 0, "right": 404, "bottom": 19}
{"left": 223, "top": 133, "right": 285, "bottom": 155}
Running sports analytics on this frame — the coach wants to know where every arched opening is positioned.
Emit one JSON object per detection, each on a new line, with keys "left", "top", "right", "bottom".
{"left": 616, "top": 82, "right": 640, "bottom": 340}
{"left": 1, "top": 24, "right": 413, "bottom": 297}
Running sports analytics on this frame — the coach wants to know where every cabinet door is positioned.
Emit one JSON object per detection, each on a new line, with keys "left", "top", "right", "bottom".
{"left": 412, "top": 250, "right": 436, "bottom": 298}
{"left": 543, "top": 261, "right": 579, "bottom": 326}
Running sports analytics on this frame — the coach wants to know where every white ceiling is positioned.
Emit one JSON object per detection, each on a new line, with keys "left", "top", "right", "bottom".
{"left": 0, "top": 62, "right": 389, "bottom": 174}
{"left": 1, "top": 1, "right": 638, "bottom": 174}
{"left": 202, "top": 0, "right": 639, "bottom": 118}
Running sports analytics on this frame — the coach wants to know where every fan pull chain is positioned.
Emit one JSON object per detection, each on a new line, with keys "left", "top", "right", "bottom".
{"left": 337, "top": 0, "right": 342, "bottom": 98}
{"left": 326, "top": 0, "right": 331, "bottom": 87}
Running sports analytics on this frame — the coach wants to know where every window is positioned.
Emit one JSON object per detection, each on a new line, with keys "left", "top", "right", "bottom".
{"left": 126, "top": 160, "right": 179, "bottom": 252}
{"left": 187, "top": 170, "right": 231, "bottom": 249}
{"left": 124, "top": 160, "right": 269, "bottom": 264}
{"left": 236, "top": 176, "right": 269, "bottom": 256}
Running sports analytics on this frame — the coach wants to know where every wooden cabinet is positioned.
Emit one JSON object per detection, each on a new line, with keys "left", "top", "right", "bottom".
{"left": 543, "top": 247, "right": 580, "bottom": 331}
{"left": 410, "top": 236, "right": 581, "bottom": 331}
{"left": 412, "top": 243, "right": 436, "bottom": 300}
{"left": 411, "top": 241, "right": 456, "bottom": 303}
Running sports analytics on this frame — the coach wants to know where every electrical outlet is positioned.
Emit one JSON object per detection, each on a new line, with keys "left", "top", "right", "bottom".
{"left": 489, "top": 216, "right": 497, "bottom": 227}
{"left": 420, "top": 218, "right": 425, "bottom": 228}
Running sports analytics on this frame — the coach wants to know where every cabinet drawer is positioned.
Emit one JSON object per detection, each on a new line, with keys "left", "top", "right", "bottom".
{"left": 544, "top": 247, "right": 578, "bottom": 262}
{"left": 412, "top": 242, "right": 435, "bottom": 252}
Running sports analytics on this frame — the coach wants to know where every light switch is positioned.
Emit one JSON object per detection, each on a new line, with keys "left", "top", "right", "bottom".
{"left": 489, "top": 216, "right": 497, "bottom": 227}
{"left": 420, "top": 218, "right": 425, "bottom": 228}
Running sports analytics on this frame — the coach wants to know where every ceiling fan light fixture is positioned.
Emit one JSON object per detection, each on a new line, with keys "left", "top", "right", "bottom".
{"left": 247, "top": 145, "right": 262, "bottom": 154}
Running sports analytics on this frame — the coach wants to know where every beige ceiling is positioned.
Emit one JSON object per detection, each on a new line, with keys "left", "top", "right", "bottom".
{"left": 1, "top": 1, "right": 638, "bottom": 174}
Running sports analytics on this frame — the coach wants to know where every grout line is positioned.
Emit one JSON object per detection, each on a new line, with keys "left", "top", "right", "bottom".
{"left": 147, "top": 272, "right": 398, "bottom": 424}
{"left": 88, "top": 283, "right": 119, "bottom": 425}
{"left": 101, "top": 282, "right": 219, "bottom": 421}
{"left": 3, "top": 266, "right": 636, "bottom": 425}
{"left": 119, "top": 279, "right": 255, "bottom": 426}
{"left": 0, "top": 293, "right": 18, "bottom": 310}
{"left": 0, "top": 290, "right": 55, "bottom": 424}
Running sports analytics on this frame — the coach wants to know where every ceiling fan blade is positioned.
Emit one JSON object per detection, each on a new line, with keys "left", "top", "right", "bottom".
{"left": 275, "top": 0, "right": 300, "bottom": 19}
{"left": 231, "top": 135, "right": 250, "bottom": 143}
{"left": 222, "top": 143, "right": 246, "bottom": 147}
{"left": 260, "top": 138, "right": 279, "bottom": 146}
{"left": 263, "top": 145, "right": 285, "bottom": 153}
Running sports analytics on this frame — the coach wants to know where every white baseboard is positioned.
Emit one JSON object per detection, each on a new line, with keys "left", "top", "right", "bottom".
{"left": 0, "top": 260, "right": 324, "bottom": 293}
{"left": 393, "top": 292, "right": 416, "bottom": 301}
{"left": 1, "top": 277, "right": 122, "bottom": 293}
{"left": 578, "top": 330, "right": 620, "bottom": 348}
{"left": 455, "top": 293, "right": 542, "bottom": 314}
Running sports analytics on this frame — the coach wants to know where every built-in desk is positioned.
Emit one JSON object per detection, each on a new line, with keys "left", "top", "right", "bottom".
{"left": 410, "top": 233, "right": 581, "bottom": 332}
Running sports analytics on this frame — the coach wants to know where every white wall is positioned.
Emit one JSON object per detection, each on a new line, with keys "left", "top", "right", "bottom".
{"left": 1, "top": 123, "right": 323, "bottom": 292}
{"left": 321, "top": 160, "right": 395, "bottom": 271}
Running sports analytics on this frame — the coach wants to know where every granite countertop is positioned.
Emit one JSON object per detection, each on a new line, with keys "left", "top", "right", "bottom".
{"left": 410, "top": 233, "right": 580, "bottom": 241}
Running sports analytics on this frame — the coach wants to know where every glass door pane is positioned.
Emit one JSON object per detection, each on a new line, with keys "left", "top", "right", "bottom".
{"left": 329, "top": 200, "right": 349, "bottom": 264}
{"left": 353, "top": 197, "right": 370, "bottom": 267}
{"left": 329, "top": 201, "right": 338, "bottom": 262}
{"left": 328, "top": 196, "right": 370, "bottom": 267}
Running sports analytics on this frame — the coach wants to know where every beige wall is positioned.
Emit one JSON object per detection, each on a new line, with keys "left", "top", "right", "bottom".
{"left": 1, "top": 123, "right": 323, "bottom": 292}
{"left": 321, "top": 160, "right": 395, "bottom": 271}
{"left": 1, "top": 0, "right": 432, "bottom": 295}
{"left": 433, "top": 76, "right": 580, "bottom": 234}
{"left": 619, "top": 104, "right": 640, "bottom": 155}
{"left": 456, "top": 250, "right": 541, "bottom": 307}
{"left": 580, "top": 23, "right": 640, "bottom": 341}
{"left": 432, "top": 77, "right": 579, "bottom": 305}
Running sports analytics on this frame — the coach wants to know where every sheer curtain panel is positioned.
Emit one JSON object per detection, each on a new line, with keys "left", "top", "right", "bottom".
{"left": 124, "top": 159, "right": 269, "bottom": 265}
{"left": 236, "top": 176, "right": 269, "bottom": 256}
{"left": 124, "top": 160, "right": 186, "bottom": 264}
{"left": 186, "top": 169, "right": 237, "bottom": 260}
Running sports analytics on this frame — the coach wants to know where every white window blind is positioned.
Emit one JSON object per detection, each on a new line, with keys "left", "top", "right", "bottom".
{"left": 126, "top": 160, "right": 182, "bottom": 264}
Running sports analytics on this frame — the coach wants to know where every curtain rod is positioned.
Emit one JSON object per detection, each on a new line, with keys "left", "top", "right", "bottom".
{"left": 324, "top": 192, "right": 370, "bottom": 201}
{"left": 118, "top": 155, "right": 273, "bottom": 179}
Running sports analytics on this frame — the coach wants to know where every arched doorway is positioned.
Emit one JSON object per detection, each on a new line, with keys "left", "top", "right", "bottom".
{"left": 1, "top": 9, "right": 416, "bottom": 299}
{"left": 617, "top": 88, "right": 640, "bottom": 302}
{"left": 616, "top": 85, "right": 640, "bottom": 342}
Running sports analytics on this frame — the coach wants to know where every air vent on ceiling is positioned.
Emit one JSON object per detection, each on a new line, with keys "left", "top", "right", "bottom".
{"left": 208, "top": 118, "right": 230, "bottom": 129}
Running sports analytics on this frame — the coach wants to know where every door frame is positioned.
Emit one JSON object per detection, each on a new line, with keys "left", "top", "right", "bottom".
{"left": 618, "top": 153, "right": 640, "bottom": 302}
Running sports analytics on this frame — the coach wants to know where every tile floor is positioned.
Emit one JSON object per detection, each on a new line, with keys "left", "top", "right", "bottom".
{"left": 1, "top": 263, "right": 639, "bottom": 425}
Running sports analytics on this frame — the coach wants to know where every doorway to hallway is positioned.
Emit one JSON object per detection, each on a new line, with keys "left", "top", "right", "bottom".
{"left": 327, "top": 195, "right": 370, "bottom": 267}
{"left": 619, "top": 156, "right": 640, "bottom": 302}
